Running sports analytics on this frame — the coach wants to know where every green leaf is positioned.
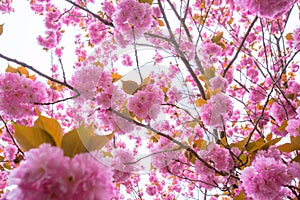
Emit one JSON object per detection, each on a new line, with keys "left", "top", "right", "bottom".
{"left": 34, "top": 115, "right": 63, "bottom": 146}
{"left": 13, "top": 124, "right": 56, "bottom": 151}
{"left": 61, "top": 125, "right": 113, "bottom": 158}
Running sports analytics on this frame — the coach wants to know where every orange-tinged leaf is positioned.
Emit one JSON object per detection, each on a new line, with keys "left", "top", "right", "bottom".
{"left": 195, "top": 98, "right": 207, "bottom": 107}
{"left": 5, "top": 65, "right": 18, "bottom": 74}
{"left": 293, "top": 154, "right": 300, "bottom": 163}
{"left": 34, "top": 115, "right": 63, "bottom": 146}
{"left": 61, "top": 129, "right": 86, "bottom": 157}
{"left": 233, "top": 189, "right": 245, "bottom": 200}
{"left": 277, "top": 120, "right": 288, "bottom": 132}
{"left": 184, "top": 150, "right": 196, "bottom": 164}
{"left": 285, "top": 33, "right": 293, "bottom": 41}
{"left": 17, "top": 66, "right": 29, "bottom": 77}
{"left": 212, "top": 32, "right": 223, "bottom": 44}
{"left": 138, "top": 0, "right": 153, "bottom": 4}
{"left": 156, "top": 19, "right": 165, "bottom": 26}
{"left": 61, "top": 125, "right": 113, "bottom": 157}
{"left": 13, "top": 124, "right": 56, "bottom": 151}
{"left": 111, "top": 73, "right": 123, "bottom": 82}
{"left": 0, "top": 24, "right": 3, "bottom": 36}
{"left": 192, "top": 139, "right": 206, "bottom": 149}
{"left": 121, "top": 80, "right": 139, "bottom": 95}
{"left": 204, "top": 66, "right": 215, "bottom": 81}
{"left": 278, "top": 136, "right": 300, "bottom": 152}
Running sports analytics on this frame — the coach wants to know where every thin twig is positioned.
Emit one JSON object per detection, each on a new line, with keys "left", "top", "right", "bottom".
{"left": 0, "top": 115, "right": 24, "bottom": 156}
{"left": 223, "top": 16, "right": 258, "bottom": 76}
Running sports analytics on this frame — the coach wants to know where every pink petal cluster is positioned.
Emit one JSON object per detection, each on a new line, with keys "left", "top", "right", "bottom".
{"left": 0, "top": 73, "right": 48, "bottom": 119}
{"left": 0, "top": 0, "right": 13, "bottom": 13}
{"left": 198, "top": 39, "right": 222, "bottom": 66}
{"left": 205, "top": 144, "right": 234, "bottom": 172}
{"left": 95, "top": 71, "right": 114, "bottom": 108}
{"left": 151, "top": 137, "right": 180, "bottom": 171}
{"left": 240, "top": 155, "right": 292, "bottom": 200}
{"left": 7, "top": 144, "right": 114, "bottom": 200}
{"left": 88, "top": 22, "right": 107, "bottom": 45}
{"left": 127, "top": 84, "right": 164, "bottom": 121}
{"left": 209, "top": 75, "right": 229, "bottom": 92}
{"left": 200, "top": 93, "right": 233, "bottom": 129}
{"left": 111, "top": 149, "right": 135, "bottom": 183}
{"left": 112, "top": 0, "right": 152, "bottom": 33}
{"left": 71, "top": 65, "right": 103, "bottom": 103}
{"left": 235, "top": 0, "right": 294, "bottom": 18}
{"left": 249, "top": 86, "right": 266, "bottom": 103}
{"left": 37, "top": 30, "right": 62, "bottom": 49}
{"left": 292, "top": 27, "right": 300, "bottom": 51}
{"left": 195, "top": 144, "right": 234, "bottom": 189}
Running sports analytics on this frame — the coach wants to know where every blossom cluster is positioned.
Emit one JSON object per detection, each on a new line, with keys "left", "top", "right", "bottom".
{"left": 235, "top": 0, "right": 294, "bottom": 18}
{"left": 240, "top": 148, "right": 300, "bottom": 200}
{"left": 0, "top": 72, "right": 48, "bottom": 119}
{"left": 6, "top": 144, "right": 115, "bottom": 200}
{"left": 112, "top": 0, "right": 152, "bottom": 33}
{"left": 127, "top": 84, "right": 164, "bottom": 121}
{"left": 70, "top": 65, "right": 103, "bottom": 103}
{"left": 195, "top": 144, "right": 235, "bottom": 189}
{"left": 200, "top": 93, "right": 233, "bottom": 129}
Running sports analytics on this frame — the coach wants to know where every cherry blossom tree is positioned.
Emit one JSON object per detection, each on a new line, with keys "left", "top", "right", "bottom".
{"left": 0, "top": 0, "right": 300, "bottom": 199}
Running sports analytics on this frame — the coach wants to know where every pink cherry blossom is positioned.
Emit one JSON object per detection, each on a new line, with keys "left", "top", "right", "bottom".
{"left": 0, "top": 73, "right": 48, "bottom": 119}
{"left": 235, "top": 0, "right": 295, "bottom": 18}
{"left": 7, "top": 144, "right": 115, "bottom": 200}
{"left": 240, "top": 155, "right": 292, "bottom": 200}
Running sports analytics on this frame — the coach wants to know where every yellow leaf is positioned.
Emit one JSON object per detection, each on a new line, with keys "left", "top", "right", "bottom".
{"left": 293, "top": 154, "right": 300, "bottom": 163}
{"left": 233, "top": 189, "right": 245, "bottom": 200}
{"left": 285, "top": 33, "right": 293, "bottom": 41}
{"left": 184, "top": 150, "right": 196, "bottom": 164}
{"left": 143, "top": 76, "right": 152, "bottom": 84}
{"left": 227, "top": 18, "right": 234, "bottom": 25}
{"left": 0, "top": 24, "right": 3, "bottom": 36}
{"left": 17, "top": 66, "right": 29, "bottom": 78}
{"left": 34, "top": 115, "right": 63, "bottom": 146}
{"left": 5, "top": 65, "right": 18, "bottom": 74}
{"left": 192, "top": 139, "right": 206, "bottom": 149}
{"left": 61, "top": 125, "right": 113, "bottom": 157}
{"left": 212, "top": 32, "right": 223, "bottom": 44}
{"left": 278, "top": 136, "right": 300, "bottom": 152}
{"left": 61, "top": 129, "right": 86, "bottom": 157}
{"left": 13, "top": 124, "right": 56, "bottom": 151}
{"left": 138, "top": 0, "right": 153, "bottom": 4}
{"left": 204, "top": 66, "right": 215, "bottom": 81}
{"left": 212, "top": 87, "right": 222, "bottom": 95}
{"left": 121, "top": 80, "right": 139, "bottom": 95}
{"left": 277, "top": 120, "right": 288, "bottom": 132}
{"left": 195, "top": 98, "right": 207, "bottom": 107}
